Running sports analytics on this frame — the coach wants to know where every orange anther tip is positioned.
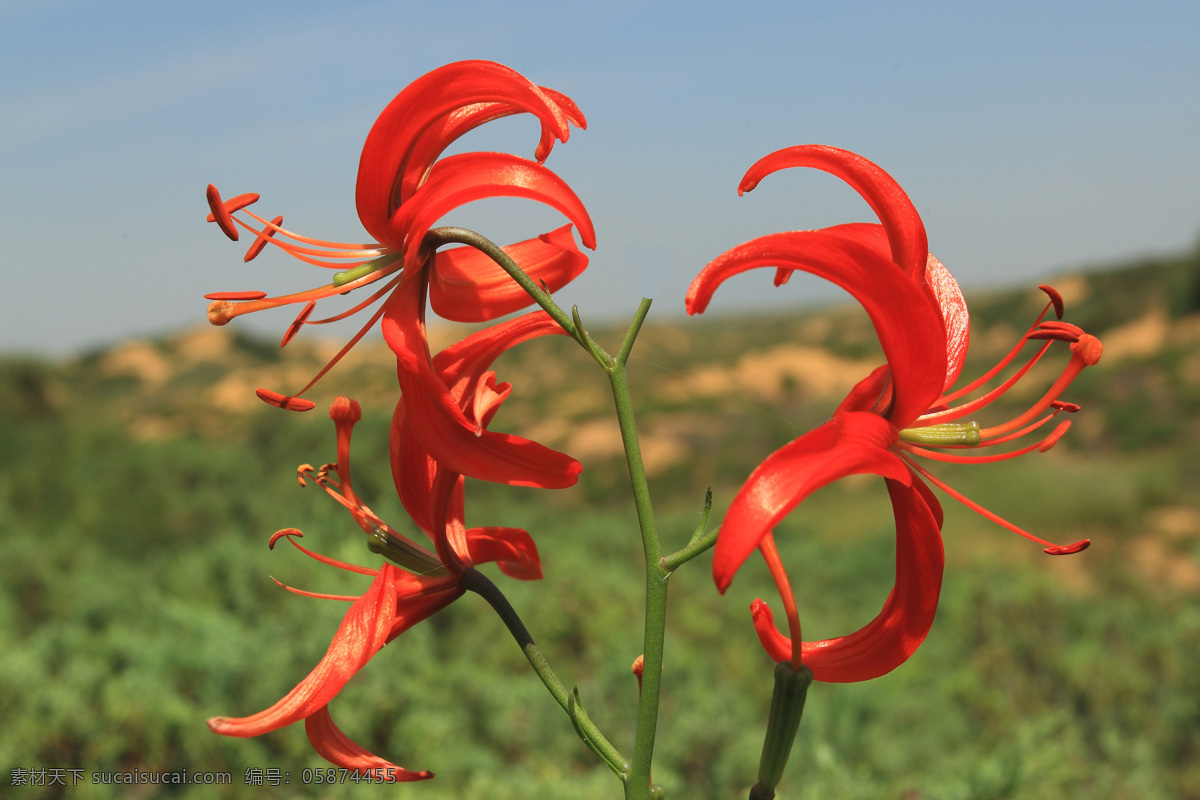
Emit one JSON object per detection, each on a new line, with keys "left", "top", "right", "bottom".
{"left": 1044, "top": 539, "right": 1090, "bottom": 555}
{"left": 255, "top": 388, "right": 316, "bottom": 412}
{"left": 204, "top": 291, "right": 268, "bottom": 301}
{"left": 269, "top": 528, "right": 303, "bottom": 549}
{"left": 1051, "top": 400, "right": 1081, "bottom": 412}
{"left": 244, "top": 215, "right": 284, "bottom": 262}
{"left": 631, "top": 655, "right": 645, "bottom": 676}
{"left": 329, "top": 396, "right": 362, "bottom": 423}
{"left": 205, "top": 184, "right": 240, "bottom": 241}
{"left": 281, "top": 300, "right": 315, "bottom": 348}
{"left": 1038, "top": 285, "right": 1065, "bottom": 319}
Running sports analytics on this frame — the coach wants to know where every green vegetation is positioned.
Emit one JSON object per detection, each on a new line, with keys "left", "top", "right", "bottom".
{"left": 2, "top": 247, "right": 1199, "bottom": 799}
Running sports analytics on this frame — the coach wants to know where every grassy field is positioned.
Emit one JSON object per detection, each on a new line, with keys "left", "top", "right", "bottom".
{"left": 1, "top": 246, "right": 1198, "bottom": 799}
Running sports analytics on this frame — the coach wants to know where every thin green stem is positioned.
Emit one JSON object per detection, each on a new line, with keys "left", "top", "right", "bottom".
{"left": 662, "top": 528, "right": 719, "bottom": 573}
{"left": 459, "top": 568, "right": 629, "bottom": 776}
{"left": 661, "top": 488, "right": 716, "bottom": 573}
{"left": 606, "top": 302, "right": 667, "bottom": 800}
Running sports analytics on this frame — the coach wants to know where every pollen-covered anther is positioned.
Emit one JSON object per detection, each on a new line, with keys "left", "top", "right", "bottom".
{"left": 296, "top": 464, "right": 315, "bottom": 487}
{"left": 268, "top": 528, "right": 304, "bottom": 549}
{"left": 245, "top": 215, "right": 284, "bottom": 262}
{"left": 205, "top": 184, "right": 259, "bottom": 242}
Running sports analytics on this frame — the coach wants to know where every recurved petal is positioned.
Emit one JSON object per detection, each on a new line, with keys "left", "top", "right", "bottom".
{"left": 750, "top": 477, "right": 945, "bottom": 682}
{"left": 432, "top": 310, "right": 568, "bottom": 401}
{"left": 382, "top": 277, "right": 581, "bottom": 489}
{"left": 356, "top": 60, "right": 571, "bottom": 245}
{"left": 429, "top": 225, "right": 589, "bottom": 322}
{"left": 304, "top": 706, "right": 433, "bottom": 782}
{"left": 207, "top": 566, "right": 405, "bottom": 737}
{"left": 713, "top": 412, "right": 911, "bottom": 593}
{"left": 465, "top": 526, "right": 543, "bottom": 581}
{"left": 687, "top": 229, "right": 945, "bottom": 427}
{"left": 738, "top": 145, "right": 929, "bottom": 283}
{"left": 390, "top": 152, "right": 596, "bottom": 268}
{"left": 924, "top": 255, "right": 969, "bottom": 392}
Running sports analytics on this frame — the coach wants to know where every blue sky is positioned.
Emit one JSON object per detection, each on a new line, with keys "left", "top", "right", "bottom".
{"left": 2, "top": 0, "right": 1198, "bottom": 354}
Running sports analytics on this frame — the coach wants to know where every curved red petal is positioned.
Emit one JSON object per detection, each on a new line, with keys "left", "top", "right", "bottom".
{"left": 925, "top": 254, "right": 970, "bottom": 391}
{"left": 751, "top": 477, "right": 944, "bottom": 682}
{"left": 429, "top": 225, "right": 589, "bottom": 322}
{"left": 356, "top": 61, "right": 571, "bottom": 246}
{"left": 390, "top": 152, "right": 595, "bottom": 266}
{"left": 207, "top": 566, "right": 405, "bottom": 736}
{"left": 381, "top": 275, "right": 581, "bottom": 488}
{"left": 465, "top": 526, "right": 543, "bottom": 581}
{"left": 687, "top": 227, "right": 945, "bottom": 427}
{"left": 738, "top": 145, "right": 929, "bottom": 283}
{"left": 713, "top": 412, "right": 911, "bottom": 593}
{"left": 304, "top": 707, "right": 432, "bottom": 782}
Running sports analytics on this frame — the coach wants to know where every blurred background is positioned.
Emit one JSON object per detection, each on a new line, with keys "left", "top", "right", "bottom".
{"left": 2, "top": 1, "right": 1198, "bottom": 798}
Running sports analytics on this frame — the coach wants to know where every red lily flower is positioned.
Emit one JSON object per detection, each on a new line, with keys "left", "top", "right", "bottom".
{"left": 207, "top": 396, "right": 542, "bottom": 778}
{"left": 687, "top": 145, "right": 1101, "bottom": 682}
{"left": 203, "top": 60, "right": 594, "bottom": 413}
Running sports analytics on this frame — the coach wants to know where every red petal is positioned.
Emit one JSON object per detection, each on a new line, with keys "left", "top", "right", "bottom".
{"left": 381, "top": 276, "right": 581, "bottom": 488}
{"left": 687, "top": 227, "right": 945, "bottom": 427}
{"left": 713, "top": 412, "right": 912, "bottom": 593}
{"left": 207, "top": 566, "right": 405, "bottom": 736}
{"left": 738, "top": 146, "right": 929, "bottom": 283}
{"left": 304, "top": 707, "right": 432, "bottom": 782}
{"left": 355, "top": 61, "right": 572, "bottom": 246}
{"left": 465, "top": 526, "right": 543, "bottom": 580}
{"left": 429, "top": 225, "right": 589, "bottom": 322}
{"left": 389, "top": 152, "right": 595, "bottom": 267}
{"left": 925, "top": 255, "right": 970, "bottom": 392}
{"left": 751, "top": 477, "right": 944, "bottom": 682}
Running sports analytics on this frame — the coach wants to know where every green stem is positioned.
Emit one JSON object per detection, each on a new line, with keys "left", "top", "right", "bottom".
{"left": 459, "top": 568, "right": 629, "bottom": 776}
{"left": 662, "top": 528, "right": 719, "bottom": 573}
{"left": 607, "top": 300, "right": 668, "bottom": 800}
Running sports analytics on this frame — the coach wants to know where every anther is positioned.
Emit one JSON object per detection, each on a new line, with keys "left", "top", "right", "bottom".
{"left": 1044, "top": 540, "right": 1090, "bottom": 555}
{"left": 1038, "top": 284, "right": 1065, "bottom": 319}
{"left": 268, "top": 528, "right": 304, "bottom": 549}
{"left": 204, "top": 291, "right": 268, "bottom": 301}
{"left": 281, "top": 301, "right": 315, "bottom": 347}
{"left": 205, "top": 185, "right": 259, "bottom": 241}
{"left": 244, "top": 215, "right": 284, "bottom": 262}
{"left": 255, "top": 388, "right": 316, "bottom": 412}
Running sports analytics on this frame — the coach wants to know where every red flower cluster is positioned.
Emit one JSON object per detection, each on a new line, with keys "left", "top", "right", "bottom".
{"left": 687, "top": 145, "right": 1102, "bottom": 683}
{"left": 203, "top": 62, "right": 593, "bottom": 779}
